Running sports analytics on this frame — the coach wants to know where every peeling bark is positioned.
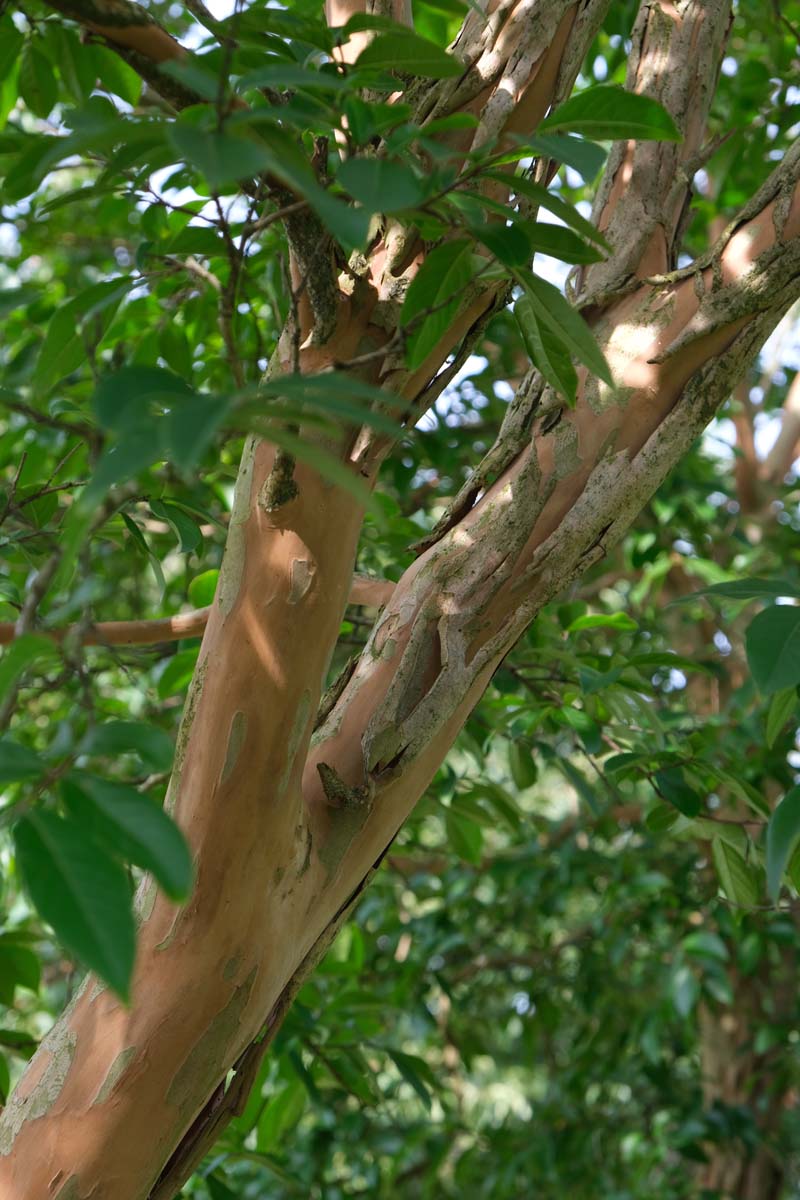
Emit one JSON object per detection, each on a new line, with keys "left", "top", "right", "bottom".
{"left": 3, "top": 1, "right": 800, "bottom": 1196}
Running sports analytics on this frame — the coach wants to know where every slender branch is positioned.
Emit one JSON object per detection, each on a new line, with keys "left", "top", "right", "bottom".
{"left": 0, "top": 575, "right": 395, "bottom": 648}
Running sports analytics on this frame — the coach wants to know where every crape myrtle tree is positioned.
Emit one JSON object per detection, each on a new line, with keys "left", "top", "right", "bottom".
{"left": 0, "top": 0, "right": 799, "bottom": 1194}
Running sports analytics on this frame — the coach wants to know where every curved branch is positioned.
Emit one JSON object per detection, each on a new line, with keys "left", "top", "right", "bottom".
{"left": 0, "top": 575, "right": 394, "bottom": 648}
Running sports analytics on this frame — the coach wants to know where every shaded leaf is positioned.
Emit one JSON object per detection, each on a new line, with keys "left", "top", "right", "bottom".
{"left": 541, "top": 85, "right": 682, "bottom": 142}
{"left": 745, "top": 605, "right": 800, "bottom": 694}
{"left": 14, "top": 810, "right": 135, "bottom": 1000}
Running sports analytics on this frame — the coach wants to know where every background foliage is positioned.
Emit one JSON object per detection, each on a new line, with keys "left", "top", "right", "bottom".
{"left": 1, "top": 0, "right": 799, "bottom": 1194}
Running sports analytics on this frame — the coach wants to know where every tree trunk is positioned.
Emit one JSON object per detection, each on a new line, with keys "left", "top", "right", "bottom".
{"left": 2, "top": 1, "right": 800, "bottom": 1196}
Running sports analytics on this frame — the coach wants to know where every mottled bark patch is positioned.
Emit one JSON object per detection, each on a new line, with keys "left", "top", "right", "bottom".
{"left": 165, "top": 969, "right": 256, "bottom": 1124}
{"left": 288, "top": 558, "right": 316, "bottom": 605}
{"left": 0, "top": 1030, "right": 77, "bottom": 1154}
{"left": 220, "top": 710, "right": 248, "bottom": 784}
{"left": 92, "top": 1046, "right": 137, "bottom": 1106}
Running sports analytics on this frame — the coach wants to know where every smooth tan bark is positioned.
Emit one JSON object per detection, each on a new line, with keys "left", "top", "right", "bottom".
{"left": 2, "top": 2, "right": 800, "bottom": 1197}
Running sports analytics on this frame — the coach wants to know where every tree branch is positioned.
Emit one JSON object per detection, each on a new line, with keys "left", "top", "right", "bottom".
{"left": 0, "top": 575, "right": 394, "bottom": 648}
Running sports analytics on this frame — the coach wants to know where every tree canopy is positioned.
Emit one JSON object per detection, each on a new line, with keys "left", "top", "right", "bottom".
{"left": 0, "top": 0, "right": 799, "bottom": 1196}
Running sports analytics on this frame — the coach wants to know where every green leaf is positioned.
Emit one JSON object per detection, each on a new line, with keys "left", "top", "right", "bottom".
{"left": 689, "top": 578, "right": 800, "bottom": 601}
{"left": 521, "top": 222, "right": 605, "bottom": 264}
{"left": 508, "top": 741, "right": 538, "bottom": 790}
{"left": 766, "top": 687, "right": 797, "bottom": 748}
{"left": 356, "top": 31, "right": 462, "bottom": 78}
{"left": 168, "top": 125, "right": 272, "bottom": 190}
{"left": 238, "top": 63, "right": 350, "bottom": 92}
{"left": 473, "top": 221, "right": 533, "bottom": 266}
{"left": 516, "top": 269, "right": 613, "bottom": 387}
{"left": 121, "top": 513, "right": 167, "bottom": 600}
{"left": 0, "top": 634, "right": 58, "bottom": 707}
{"left": 63, "top": 775, "right": 193, "bottom": 901}
{"left": 400, "top": 239, "right": 472, "bottom": 369}
{"left": 766, "top": 786, "right": 800, "bottom": 901}
{"left": 14, "top": 811, "right": 136, "bottom": 1000}
{"left": 338, "top": 157, "right": 425, "bottom": 213}
{"left": 645, "top": 803, "right": 679, "bottom": 833}
{"left": 519, "top": 133, "right": 607, "bottom": 180}
{"left": 541, "top": 85, "right": 682, "bottom": 142}
{"left": 90, "top": 46, "right": 142, "bottom": 104}
{"left": 387, "top": 1049, "right": 433, "bottom": 1109}
{"left": 157, "top": 648, "right": 199, "bottom": 698}
{"left": 0, "top": 936, "right": 41, "bottom": 1003}
{"left": 445, "top": 809, "right": 483, "bottom": 864}
{"left": 150, "top": 499, "right": 203, "bottom": 554}
{"left": 188, "top": 570, "right": 219, "bottom": 608}
{"left": 0, "top": 738, "right": 46, "bottom": 783}
{"left": 486, "top": 171, "right": 610, "bottom": 249}
{"left": 670, "top": 964, "right": 698, "bottom": 1017}
{"left": 682, "top": 931, "right": 729, "bottom": 962}
{"left": 515, "top": 292, "right": 577, "bottom": 404}
{"left": 34, "top": 279, "right": 131, "bottom": 393}
{"left": 654, "top": 767, "right": 701, "bottom": 818}
{"left": 256, "top": 1080, "right": 307, "bottom": 1153}
{"left": 711, "top": 837, "right": 759, "bottom": 909}
{"left": 82, "top": 720, "right": 175, "bottom": 772}
{"left": 567, "top": 612, "right": 638, "bottom": 632}
{"left": 19, "top": 42, "right": 58, "bottom": 119}
{"left": 0, "top": 1028, "right": 38, "bottom": 1059}
{"left": 745, "top": 605, "right": 800, "bottom": 694}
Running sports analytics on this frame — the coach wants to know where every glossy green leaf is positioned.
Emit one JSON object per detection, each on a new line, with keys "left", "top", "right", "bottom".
{"left": 516, "top": 269, "right": 613, "bottom": 386}
{"left": 19, "top": 42, "right": 58, "bottom": 119}
{"left": 568, "top": 612, "right": 638, "bottom": 633}
{"left": 711, "top": 837, "right": 759, "bottom": 909}
{"left": 541, "top": 86, "right": 682, "bottom": 142}
{"left": 519, "top": 133, "right": 607, "bottom": 180}
{"left": 654, "top": 767, "right": 701, "bottom": 818}
{"left": 766, "top": 786, "right": 800, "bottom": 900}
{"left": 168, "top": 125, "right": 272, "bottom": 190}
{"left": 0, "top": 634, "right": 58, "bottom": 707}
{"left": 745, "top": 605, "right": 800, "bottom": 694}
{"left": 356, "top": 31, "right": 462, "bottom": 78}
{"left": 63, "top": 775, "right": 193, "bottom": 901}
{"left": 338, "top": 157, "right": 426, "bottom": 213}
{"left": 400, "top": 239, "right": 472, "bottom": 369}
{"left": 766, "top": 687, "right": 797, "bottom": 748}
{"left": 515, "top": 292, "right": 577, "bottom": 404}
{"left": 15, "top": 811, "right": 136, "bottom": 1000}
{"left": 188, "top": 570, "right": 219, "bottom": 608}
{"left": 0, "top": 739, "right": 46, "bottom": 784}
{"left": 521, "top": 222, "right": 605, "bottom": 264}
{"left": 150, "top": 499, "right": 203, "bottom": 555}
{"left": 82, "top": 720, "right": 175, "bottom": 772}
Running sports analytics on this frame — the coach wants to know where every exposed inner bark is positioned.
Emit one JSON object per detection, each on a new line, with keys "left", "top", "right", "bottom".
{"left": 2, "top": 1, "right": 800, "bottom": 1197}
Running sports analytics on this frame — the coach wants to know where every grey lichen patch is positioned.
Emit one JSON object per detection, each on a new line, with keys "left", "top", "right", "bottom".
{"left": 220, "top": 710, "right": 248, "bottom": 785}
{"left": 288, "top": 558, "right": 316, "bottom": 605}
{"left": 91, "top": 1046, "right": 136, "bottom": 1107}
{"left": 218, "top": 436, "right": 257, "bottom": 617}
{"left": 0, "top": 1030, "right": 77, "bottom": 1155}
{"left": 166, "top": 969, "right": 257, "bottom": 1123}
{"left": 552, "top": 421, "right": 582, "bottom": 481}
